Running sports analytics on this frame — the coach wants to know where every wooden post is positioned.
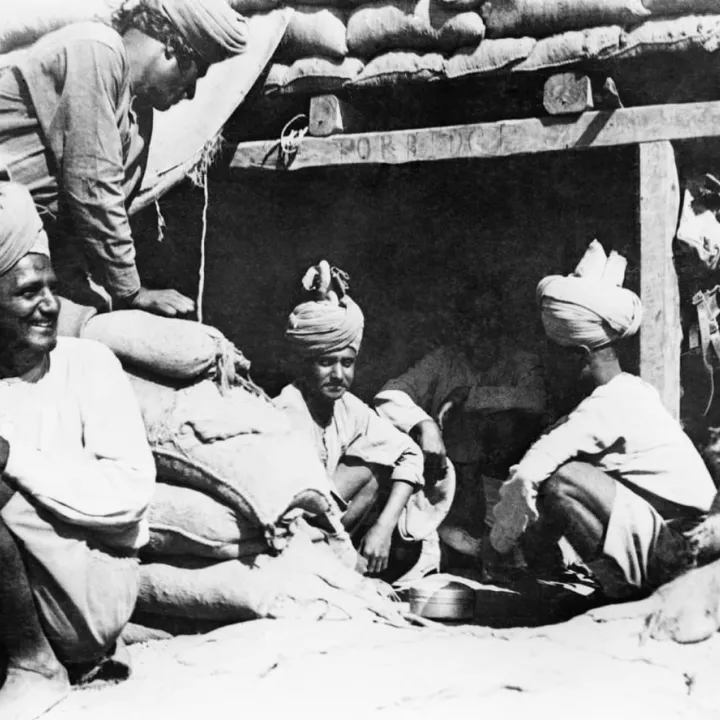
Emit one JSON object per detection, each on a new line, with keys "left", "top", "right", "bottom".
{"left": 638, "top": 140, "right": 681, "bottom": 418}
{"left": 308, "top": 95, "right": 365, "bottom": 137}
{"left": 543, "top": 73, "right": 594, "bottom": 116}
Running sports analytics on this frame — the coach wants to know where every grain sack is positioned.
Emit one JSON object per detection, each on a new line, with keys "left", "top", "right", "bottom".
{"left": 273, "top": 56, "right": 365, "bottom": 94}
{"left": 278, "top": 6, "right": 349, "bottom": 62}
{"left": 515, "top": 25, "right": 624, "bottom": 71}
{"left": 82, "top": 310, "right": 250, "bottom": 383}
{"left": 128, "top": 373, "right": 335, "bottom": 544}
{"left": 0, "top": 0, "right": 126, "bottom": 54}
{"left": 446, "top": 36, "right": 535, "bottom": 78}
{"left": 138, "top": 531, "right": 408, "bottom": 624}
{"left": 145, "top": 482, "right": 267, "bottom": 560}
{"left": 351, "top": 51, "right": 446, "bottom": 87}
{"left": 347, "top": 0, "right": 485, "bottom": 57}
{"left": 480, "top": 0, "right": 648, "bottom": 39}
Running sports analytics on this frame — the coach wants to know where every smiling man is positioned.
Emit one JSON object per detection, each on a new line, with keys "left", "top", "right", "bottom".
{"left": 274, "top": 262, "right": 446, "bottom": 581}
{"left": 0, "top": 0, "right": 247, "bottom": 328}
{"left": 0, "top": 183, "right": 155, "bottom": 720}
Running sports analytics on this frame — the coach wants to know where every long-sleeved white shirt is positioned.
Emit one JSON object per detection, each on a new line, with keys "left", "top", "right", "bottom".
{"left": 0, "top": 337, "right": 156, "bottom": 549}
{"left": 514, "top": 372, "right": 715, "bottom": 513}
{"left": 275, "top": 383, "right": 425, "bottom": 490}
{"left": 374, "top": 343, "right": 547, "bottom": 463}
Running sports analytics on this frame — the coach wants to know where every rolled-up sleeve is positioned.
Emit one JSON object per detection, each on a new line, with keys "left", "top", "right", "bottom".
{"left": 5, "top": 343, "right": 155, "bottom": 533}
{"left": 345, "top": 400, "right": 425, "bottom": 488}
{"left": 22, "top": 33, "right": 141, "bottom": 299}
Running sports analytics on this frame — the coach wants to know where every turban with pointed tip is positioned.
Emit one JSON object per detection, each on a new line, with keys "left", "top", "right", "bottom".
{"left": 537, "top": 274, "right": 643, "bottom": 350}
{"left": 286, "top": 262, "right": 364, "bottom": 356}
{"left": 149, "top": 0, "right": 248, "bottom": 65}
{"left": 0, "top": 182, "right": 49, "bottom": 276}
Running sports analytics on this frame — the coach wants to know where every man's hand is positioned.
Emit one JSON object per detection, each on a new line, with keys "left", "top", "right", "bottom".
{"left": 489, "top": 471, "right": 539, "bottom": 554}
{"left": 436, "top": 385, "right": 471, "bottom": 431}
{"left": 358, "top": 521, "right": 394, "bottom": 575}
{"left": 412, "top": 419, "right": 447, "bottom": 484}
{"left": 130, "top": 288, "right": 196, "bottom": 317}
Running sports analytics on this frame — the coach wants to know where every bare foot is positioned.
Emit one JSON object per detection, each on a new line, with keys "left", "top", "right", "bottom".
{"left": 643, "top": 560, "right": 720, "bottom": 644}
{"left": 685, "top": 514, "right": 720, "bottom": 562}
{"left": 0, "top": 665, "right": 70, "bottom": 720}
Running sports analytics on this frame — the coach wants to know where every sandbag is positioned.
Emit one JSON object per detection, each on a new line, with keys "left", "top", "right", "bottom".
{"left": 266, "top": 56, "right": 365, "bottom": 95}
{"left": 642, "top": 0, "right": 720, "bottom": 14}
{"left": 479, "top": 0, "right": 648, "bottom": 39}
{"left": 0, "top": 0, "right": 126, "bottom": 54}
{"left": 82, "top": 310, "right": 250, "bottom": 382}
{"left": 351, "top": 51, "right": 446, "bottom": 87}
{"left": 145, "top": 482, "right": 266, "bottom": 560}
{"left": 128, "top": 373, "right": 335, "bottom": 543}
{"left": 347, "top": 0, "right": 485, "bottom": 57}
{"left": 137, "top": 531, "right": 408, "bottom": 624}
{"left": 445, "top": 36, "right": 535, "bottom": 78}
{"left": 228, "top": 0, "right": 281, "bottom": 13}
{"left": 278, "top": 6, "right": 349, "bottom": 61}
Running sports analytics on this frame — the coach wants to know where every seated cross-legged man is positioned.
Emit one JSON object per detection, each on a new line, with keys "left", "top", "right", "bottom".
{"left": 490, "top": 241, "right": 716, "bottom": 601}
{"left": 275, "top": 261, "right": 453, "bottom": 583}
{"left": 0, "top": 183, "right": 156, "bottom": 720}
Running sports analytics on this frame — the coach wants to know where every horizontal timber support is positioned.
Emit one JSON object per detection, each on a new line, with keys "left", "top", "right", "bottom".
{"left": 230, "top": 100, "right": 720, "bottom": 172}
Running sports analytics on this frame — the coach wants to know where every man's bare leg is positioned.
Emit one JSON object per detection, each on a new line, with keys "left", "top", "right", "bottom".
{"left": 0, "top": 484, "right": 70, "bottom": 720}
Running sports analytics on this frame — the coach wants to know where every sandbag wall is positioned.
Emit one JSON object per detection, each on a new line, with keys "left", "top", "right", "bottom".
{"left": 242, "top": 0, "right": 720, "bottom": 97}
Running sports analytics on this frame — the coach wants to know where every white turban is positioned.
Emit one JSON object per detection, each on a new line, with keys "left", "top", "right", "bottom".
{"left": 286, "top": 261, "right": 364, "bottom": 357}
{"left": 0, "top": 182, "right": 49, "bottom": 276}
{"left": 148, "top": 0, "right": 248, "bottom": 64}
{"left": 537, "top": 240, "right": 643, "bottom": 350}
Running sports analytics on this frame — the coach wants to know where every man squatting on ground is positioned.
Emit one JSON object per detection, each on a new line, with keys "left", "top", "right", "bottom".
{"left": 373, "top": 277, "right": 547, "bottom": 562}
{"left": 0, "top": 183, "right": 156, "bottom": 720}
{"left": 275, "top": 262, "right": 451, "bottom": 581}
{"left": 0, "top": 0, "right": 247, "bottom": 330}
{"left": 491, "top": 241, "right": 716, "bottom": 599}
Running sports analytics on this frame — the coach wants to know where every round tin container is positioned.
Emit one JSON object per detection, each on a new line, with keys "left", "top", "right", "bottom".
{"left": 408, "top": 580, "right": 476, "bottom": 621}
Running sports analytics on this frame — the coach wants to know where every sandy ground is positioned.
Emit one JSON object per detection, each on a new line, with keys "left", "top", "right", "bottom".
{"left": 44, "top": 602, "right": 720, "bottom": 720}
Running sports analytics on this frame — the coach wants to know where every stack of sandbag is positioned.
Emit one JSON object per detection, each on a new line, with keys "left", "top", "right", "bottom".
{"left": 263, "top": 0, "right": 720, "bottom": 97}
{"left": 127, "top": 370, "right": 399, "bottom": 624}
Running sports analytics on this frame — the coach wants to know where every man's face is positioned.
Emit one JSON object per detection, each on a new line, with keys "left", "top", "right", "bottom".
{"left": 0, "top": 254, "right": 60, "bottom": 364}
{"left": 139, "top": 49, "right": 208, "bottom": 112}
{"left": 304, "top": 347, "right": 357, "bottom": 403}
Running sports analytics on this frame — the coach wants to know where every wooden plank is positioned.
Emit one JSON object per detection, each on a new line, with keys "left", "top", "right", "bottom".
{"left": 308, "top": 95, "right": 365, "bottom": 137}
{"left": 638, "top": 140, "right": 682, "bottom": 419}
{"left": 543, "top": 73, "right": 593, "bottom": 116}
{"left": 230, "top": 100, "right": 720, "bottom": 172}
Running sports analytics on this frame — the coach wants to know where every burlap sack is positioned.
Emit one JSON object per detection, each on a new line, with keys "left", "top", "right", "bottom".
{"left": 129, "top": 373, "right": 335, "bottom": 545}
{"left": 83, "top": 311, "right": 248, "bottom": 381}
{"left": 347, "top": 0, "right": 485, "bottom": 57}
{"left": 278, "top": 6, "right": 349, "bottom": 61}
{"left": 146, "top": 482, "right": 267, "bottom": 560}
{"left": 480, "top": 0, "right": 648, "bottom": 39}
{"left": 137, "top": 531, "right": 408, "bottom": 624}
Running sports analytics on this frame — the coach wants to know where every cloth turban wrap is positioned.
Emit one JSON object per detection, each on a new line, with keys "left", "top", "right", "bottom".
{"left": 286, "top": 297, "right": 365, "bottom": 357}
{"left": 537, "top": 275, "right": 643, "bottom": 350}
{"left": 0, "top": 182, "right": 50, "bottom": 276}
{"left": 149, "top": 0, "right": 248, "bottom": 65}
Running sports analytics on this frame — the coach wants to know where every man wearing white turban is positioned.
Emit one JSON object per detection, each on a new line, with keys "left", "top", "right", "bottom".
{"left": 276, "top": 261, "right": 454, "bottom": 582}
{"left": 0, "top": 183, "right": 155, "bottom": 720}
{"left": 490, "top": 241, "right": 716, "bottom": 599}
{"left": 0, "top": 0, "right": 247, "bottom": 329}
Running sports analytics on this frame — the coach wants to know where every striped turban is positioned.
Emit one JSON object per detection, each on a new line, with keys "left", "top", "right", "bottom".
{"left": 149, "top": 0, "right": 248, "bottom": 65}
{"left": 0, "top": 182, "right": 49, "bottom": 276}
{"left": 537, "top": 240, "right": 643, "bottom": 351}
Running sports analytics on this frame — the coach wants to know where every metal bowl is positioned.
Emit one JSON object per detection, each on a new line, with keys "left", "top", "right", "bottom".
{"left": 408, "top": 580, "right": 476, "bottom": 620}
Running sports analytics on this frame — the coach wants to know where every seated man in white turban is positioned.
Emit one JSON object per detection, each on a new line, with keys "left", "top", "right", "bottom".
{"left": 490, "top": 241, "right": 716, "bottom": 599}
{"left": 0, "top": 183, "right": 155, "bottom": 720}
{"left": 0, "top": 0, "right": 248, "bottom": 331}
{"left": 276, "top": 261, "right": 453, "bottom": 582}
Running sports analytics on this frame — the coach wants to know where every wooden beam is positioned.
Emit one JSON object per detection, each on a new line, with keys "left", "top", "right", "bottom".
{"left": 308, "top": 95, "right": 365, "bottom": 137}
{"left": 543, "top": 73, "right": 593, "bottom": 116}
{"left": 638, "top": 140, "right": 682, "bottom": 419}
{"left": 230, "top": 100, "right": 720, "bottom": 172}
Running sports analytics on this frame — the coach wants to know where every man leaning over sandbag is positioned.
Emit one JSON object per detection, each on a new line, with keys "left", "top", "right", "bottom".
{"left": 0, "top": 0, "right": 247, "bottom": 328}
{"left": 0, "top": 183, "right": 156, "bottom": 720}
{"left": 275, "top": 261, "right": 455, "bottom": 584}
{"left": 490, "top": 240, "right": 716, "bottom": 600}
